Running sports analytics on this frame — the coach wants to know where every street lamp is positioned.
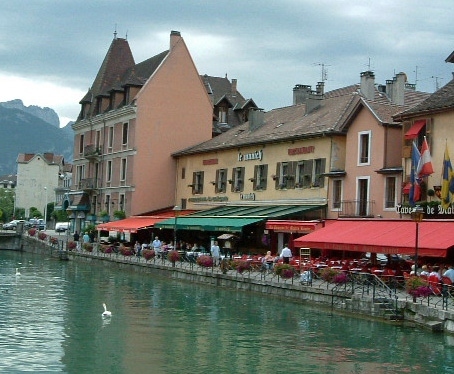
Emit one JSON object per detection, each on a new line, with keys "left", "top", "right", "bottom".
{"left": 44, "top": 187, "right": 48, "bottom": 230}
{"left": 173, "top": 205, "right": 181, "bottom": 250}
{"left": 411, "top": 205, "right": 424, "bottom": 278}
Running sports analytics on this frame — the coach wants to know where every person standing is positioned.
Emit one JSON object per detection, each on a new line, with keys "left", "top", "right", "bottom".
{"left": 280, "top": 244, "right": 292, "bottom": 264}
{"left": 443, "top": 265, "right": 454, "bottom": 283}
{"left": 211, "top": 241, "right": 221, "bottom": 266}
{"left": 73, "top": 231, "right": 80, "bottom": 251}
{"left": 152, "top": 236, "right": 162, "bottom": 257}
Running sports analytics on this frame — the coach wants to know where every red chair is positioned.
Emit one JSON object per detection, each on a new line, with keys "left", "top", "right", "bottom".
{"left": 428, "top": 275, "right": 441, "bottom": 295}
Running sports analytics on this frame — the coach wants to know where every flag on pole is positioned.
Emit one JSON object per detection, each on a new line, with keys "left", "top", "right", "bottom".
{"left": 417, "top": 137, "right": 434, "bottom": 177}
{"left": 441, "top": 144, "right": 454, "bottom": 209}
{"left": 409, "top": 141, "right": 421, "bottom": 206}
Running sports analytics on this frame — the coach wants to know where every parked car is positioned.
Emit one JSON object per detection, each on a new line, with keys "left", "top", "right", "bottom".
{"left": 3, "top": 219, "right": 26, "bottom": 230}
{"left": 27, "top": 218, "right": 46, "bottom": 230}
{"left": 55, "top": 222, "right": 70, "bottom": 232}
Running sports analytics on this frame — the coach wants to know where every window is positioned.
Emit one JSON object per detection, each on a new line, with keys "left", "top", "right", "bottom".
{"left": 358, "top": 131, "right": 371, "bottom": 165}
{"left": 95, "top": 130, "right": 101, "bottom": 151}
{"left": 231, "top": 167, "right": 245, "bottom": 192}
{"left": 122, "top": 122, "right": 128, "bottom": 145}
{"left": 253, "top": 164, "right": 268, "bottom": 190}
{"left": 191, "top": 171, "right": 204, "bottom": 194}
{"left": 357, "top": 177, "right": 370, "bottom": 216}
{"left": 313, "top": 158, "right": 326, "bottom": 187}
{"left": 76, "top": 165, "right": 85, "bottom": 188}
{"left": 120, "top": 158, "right": 127, "bottom": 181}
{"left": 119, "top": 194, "right": 125, "bottom": 211}
{"left": 385, "top": 176, "right": 396, "bottom": 209}
{"left": 106, "top": 160, "right": 112, "bottom": 182}
{"left": 181, "top": 167, "right": 186, "bottom": 180}
{"left": 295, "top": 160, "right": 313, "bottom": 189}
{"left": 332, "top": 180, "right": 342, "bottom": 209}
{"left": 218, "top": 107, "right": 227, "bottom": 123}
{"left": 215, "top": 168, "right": 227, "bottom": 193}
{"left": 79, "top": 134, "right": 84, "bottom": 154}
{"left": 275, "top": 162, "right": 296, "bottom": 189}
{"left": 108, "top": 127, "right": 114, "bottom": 149}
{"left": 105, "top": 195, "right": 111, "bottom": 214}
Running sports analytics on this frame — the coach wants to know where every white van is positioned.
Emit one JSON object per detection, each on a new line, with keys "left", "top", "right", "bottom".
{"left": 55, "top": 222, "right": 70, "bottom": 232}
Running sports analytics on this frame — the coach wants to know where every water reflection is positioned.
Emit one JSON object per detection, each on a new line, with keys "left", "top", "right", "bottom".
{"left": 0, "top": 250, "right": 454, "bottom": 373}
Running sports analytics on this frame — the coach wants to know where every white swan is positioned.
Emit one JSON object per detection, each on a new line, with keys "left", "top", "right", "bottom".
{"left": 15, "top": 268, "right": 21, "bottom": 276}
{"left": 102, "top": 303, "right": 112, "bottom": 318}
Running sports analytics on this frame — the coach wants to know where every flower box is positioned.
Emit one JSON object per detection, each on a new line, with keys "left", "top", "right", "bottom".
{"left": 83, "top": 243, "right": 93, "bottom": 252}
{"left": 28, "top": 228, "right": 37, "bottom": 236}
{"left": 38, "top": 232, "right": 47, "bottom": 241}
{"left": 68, "top": 241, "right": 77, "bottom": 250}
{"left": 167, "top": 250, "right": 180, "bottom": 263}
{"left": 274, "top": 264, "right": 295, "bottom": 279}
{"left": 142, "top": 249, "right": 156, "bottom": 261}
{"left": 234, "top": 260, "right": 251, "bottom": 274}
{"left": 320, "top": 267, "right": 341, "bottom": 283}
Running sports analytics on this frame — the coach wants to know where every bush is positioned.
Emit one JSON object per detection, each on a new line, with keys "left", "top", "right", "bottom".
{"left": 100, "top": 244, "right": 113, "bottom": 254}
{"left": 406, "top": 276, "right": 432, "bottom": 297}
{"left": 68, "top": 241, "right": 77, "bottom": 250}
{"left": 50, "top": 237, "right": 58, "bottom": 245}
{"left": 234, "top": 260, "right": 251, "bottom": 274}
{"left": 333, "top": 272, "right": 348, "bottom": 284}
{"left": 119, "top": 245, "right": 133, "bottom": 256}
{"left": 83, "top": 243, "right": 93, "bottom": 252}
{"left": 38, "top": 232, "right": 47, "bottom": 241}
{"left": 28, "top": 228, "right": 37, "bottom": 236}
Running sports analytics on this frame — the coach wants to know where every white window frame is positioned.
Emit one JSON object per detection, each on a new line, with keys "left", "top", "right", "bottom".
{"left": 384, "top": 176, "right": 397, "bottom": 210}
{"left": 358, "top": 130, "right": 371, "bottom": 166}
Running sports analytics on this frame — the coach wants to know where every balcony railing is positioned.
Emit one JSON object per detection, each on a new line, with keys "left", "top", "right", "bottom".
{"left": 83, "top": 144, "right": 102, "bottom": 160}
{"left": 78, "top": 178, "right": 100, "bottom": 191}
{"left": 338, "top": 200, "right": 375, "bottom": 218}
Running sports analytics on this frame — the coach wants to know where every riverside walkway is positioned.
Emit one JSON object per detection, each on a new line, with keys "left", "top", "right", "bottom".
{"left": 19, "top": 231, "right": 454, "bottom": 333}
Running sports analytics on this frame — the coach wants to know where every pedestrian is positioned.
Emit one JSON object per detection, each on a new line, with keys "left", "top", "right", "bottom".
{"left": 280, "top": 243, "right": 292, "bottom": 264}
{"left": 211, "top": 241, "right": 220, "bottom": 266}
{"left": 135, "top": 241, "right": 141, "bottom": 257}
{"left": 73, "top": 231, "right": 80, "bottom": 251}
{"left": 152, "top": 236, "right": 162, "bottom": 257}
{"left": 83, "top": 232, "right": 90, "bottom": 244}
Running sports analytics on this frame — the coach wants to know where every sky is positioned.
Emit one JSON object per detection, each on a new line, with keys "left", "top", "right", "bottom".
{"left": 0, "top": 0, "right": 453, "bottom": 127}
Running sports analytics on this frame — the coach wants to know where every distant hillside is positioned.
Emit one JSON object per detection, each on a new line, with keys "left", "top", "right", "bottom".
{"left": 0, "top": 104, "right": 73, "bottom": 174}
{"left": 0, "top": 99, "right": 61, "bottom": 128}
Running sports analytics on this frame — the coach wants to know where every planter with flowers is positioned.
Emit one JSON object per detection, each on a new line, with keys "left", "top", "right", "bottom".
{"left": 167, "top": 250, "right": 180, "bottom": 267}
{"left": 142, "top": 249, "right": 156, "bottom": 262}
{"left": 68, "top": 241, "right": 77, "bottom": 251}
{"left": 119, "top": 245, "right": 133, "bottom": 257}
{"left": 100, "top": 244, "right": 113, "bottom": 254}
{"left": 333, "top": 272, "right": 348, "bottom": 284}
{"left": 406, "top": 276, "right": 432, "bottom": 300}
{"left": 28, "top": 228, "right": 37, "bottom": 237}
{"left": 197, "top": 255, "right": 213, "bottom": 268}
{"left": 50, "top": 237, "right": 58, "bottom": 246}
{"left": 38, "top": 232, "right": 47, "bottom": 241}
{"left": 320, "top": 267, "right": 341, "bottom": 283}
{"left": 234, "top": 260, "right": 251, "bottom": 274}
{"left": 83, "top": 243, "right": 93, "bottom": 252}
{"left": 274, "top": 263, "right": 296, "bottom": 279}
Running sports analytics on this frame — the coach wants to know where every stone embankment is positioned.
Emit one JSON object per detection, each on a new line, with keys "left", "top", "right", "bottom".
{"left": 11, "top": 234, "right": 454, "bottom": 334}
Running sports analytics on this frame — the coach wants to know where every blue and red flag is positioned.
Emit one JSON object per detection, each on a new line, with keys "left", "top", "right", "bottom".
{"left": 409, "top": 141, "right": 421, "bottom": 206}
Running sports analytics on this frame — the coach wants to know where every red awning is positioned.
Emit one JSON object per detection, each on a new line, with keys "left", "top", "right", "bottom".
{"left": 265, "top": 220, "right": 321, "bottom": 233}
{"left": 293, "top": 219, "right": 454, "bottom": 257}
{"left": 96, "top": 216, "right": 168, "bottom": 233}
{"left": 404, "top": 119, "right": 426, "bottom": 140}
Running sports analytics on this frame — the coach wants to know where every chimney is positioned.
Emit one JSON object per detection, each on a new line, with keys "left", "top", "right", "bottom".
{"left": 316, "top": 81, "right": 324, "bottom": 96}
{"left": 360, "top": 71, "right": 375, "bottom": 100}
{"left": 248, "top": 108, "right": 265, "bottom": 131}
{"left": 393, "top": 72, "right": 406, "bottom": 105}
{"left": 231, "top": 79, "right": 237, "bottom": 94}
{"left": 170, "top": 30, "right": 181, "bottom": 50}
{"left": 306, "top": 92, "right": 323, "bottom": 115}
{"left": 293, "top": 84, "right": 312, "bottom": 105}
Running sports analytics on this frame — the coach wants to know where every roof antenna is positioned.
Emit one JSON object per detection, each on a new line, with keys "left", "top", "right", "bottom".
{"left": 114, "top": 23, "right": 117, "bottom": 39}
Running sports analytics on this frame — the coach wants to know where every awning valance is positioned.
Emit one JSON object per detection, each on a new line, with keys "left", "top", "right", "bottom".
{"left": 154, "top": 204, "right": 325, "bottom": 233}
{"left": 294, "top": 219, "right": 454, "bottom": 257}
{"left": 265, "top": 220, "right": 321, "bottom": 233}
{"left": 404, "top": 119, "right": 426, "bottom": 140}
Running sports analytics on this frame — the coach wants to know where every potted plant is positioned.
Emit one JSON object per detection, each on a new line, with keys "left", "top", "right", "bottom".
{"left": 274, "top": 263, "right": 295, "bottom": 279}
{"left": 167, "top": 250, "right": 180, "bottom": 266}
{"left": 142, "top": 249, "right": 156, "bottom": 261}
{"left": 406, "top": 276, "right": 432, "bottom": 300}
{"left": 50, "top": 237, "right": 58, "bottom": 246}
{"left": 119, "top": 245, "right": 133, "bottom": 256}
{"left": 83, "top": 242, "right": 93, "bottom": 252}
{"left": 38, "top": 232, "right": 47, "bottom": 241}
{"left": 197, "top": 255, "right": 213, "bottom": 268}
{"left": 320, "top": 267, "right": 341, "bottom": 283}
{"left": 67, "top": 241, "right": 77, "bottom": 251}
{"left": 28, "top": 228, "right": 37, "bottom": 237}
{"left": 234, "top": 260, "right": 251, "bottom": 274}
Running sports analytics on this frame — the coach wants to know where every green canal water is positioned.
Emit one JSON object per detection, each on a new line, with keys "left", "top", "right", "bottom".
{"left": 1, "top": 250, "right": 454, "bottom": 373}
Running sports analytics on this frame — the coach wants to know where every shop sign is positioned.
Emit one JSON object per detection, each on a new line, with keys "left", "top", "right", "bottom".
{"left": 203, "top": 158, "right": 218, "bottom": 165}
{"left": 238, "top": 150, "right": 263, "bottom": 162}
{"left": 188, "top": 196, "right": 228, "bottom": 203}
{"left": 288, "top": 146, "right": 315, "bottom": 155}
{"left": 240, "top": 193, "right": 255, "bottom": 201}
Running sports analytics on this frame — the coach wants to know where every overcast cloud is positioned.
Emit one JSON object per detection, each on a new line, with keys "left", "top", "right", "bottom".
{"left": 0, "top": 0, "right": 453, "bottom": 126}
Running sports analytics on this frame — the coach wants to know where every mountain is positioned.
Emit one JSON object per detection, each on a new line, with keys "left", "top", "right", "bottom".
{"left": 0, "top": 103, "right": 73, "bottom": 174}
{"left": 0, "top": 99, "right": 61, "bottom": 128}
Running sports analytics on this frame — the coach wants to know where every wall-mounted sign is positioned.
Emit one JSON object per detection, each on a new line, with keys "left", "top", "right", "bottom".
{"left": 203, "top": 158, "right": 218, "bottom": 165}
{"left": 288, "top": 146, "right": 315, "bottom": 155}
{"left": 238, "top": 150, "right": 263, "bottom": 162}
{"left": 240, "top": 193, "right": 255, "bottom": 201}
{"left": 188, "top": 196, "right": 228, "bottom": 203}
{"left": 396, "top": 204, "right": 454, "bottom": 215}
